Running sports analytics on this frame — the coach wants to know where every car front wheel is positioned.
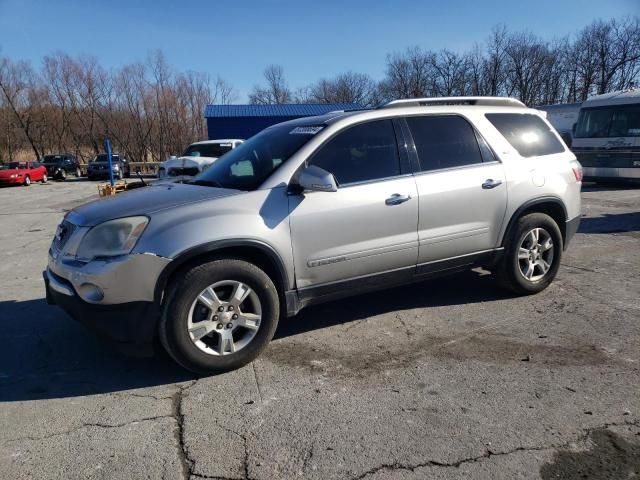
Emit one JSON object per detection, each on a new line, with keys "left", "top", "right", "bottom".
{"left": 159, "top": 259, "right": 280, "bottom": 374}
{"left": 497, "top": 212, "right": 563, "bottom": 295}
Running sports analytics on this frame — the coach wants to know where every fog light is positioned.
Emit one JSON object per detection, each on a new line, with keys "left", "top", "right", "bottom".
{"left": 78, "top": 283, "right": 104, "bottom": 302}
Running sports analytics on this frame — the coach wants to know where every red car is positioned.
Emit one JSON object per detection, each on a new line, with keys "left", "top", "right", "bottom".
{"left": 0, "top": 161, "right": 48, "bottom": 186}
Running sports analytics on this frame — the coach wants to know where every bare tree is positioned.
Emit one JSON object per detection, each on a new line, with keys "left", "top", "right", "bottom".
{"left": 249, "top": 64, "right": 291, "bottom": 104}
{"left": 302, "top": 71, "right": 377, "bottom": 106}
{"left": 0, "top": 57, "right": 45, "bottom": 159}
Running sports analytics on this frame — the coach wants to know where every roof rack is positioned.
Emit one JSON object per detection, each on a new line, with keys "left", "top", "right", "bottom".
{"left": 380, "top": 96, "right": 526, "bottom": 109}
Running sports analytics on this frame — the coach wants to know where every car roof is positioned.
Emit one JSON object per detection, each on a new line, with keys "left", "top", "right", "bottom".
{"left": 273, "top": 98, "right": 535, "bottom": 131}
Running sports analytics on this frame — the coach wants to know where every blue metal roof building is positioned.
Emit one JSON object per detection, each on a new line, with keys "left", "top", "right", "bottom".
{"left": 205, "top": 103, "right": 362, "bottom": 140}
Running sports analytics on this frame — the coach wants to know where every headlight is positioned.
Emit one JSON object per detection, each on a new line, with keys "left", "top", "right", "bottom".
{"left": 76, "top": 216, "right": 149, "bottom": 260}
{"left": 10, "top": 174, "right": 18, "bottom": 178}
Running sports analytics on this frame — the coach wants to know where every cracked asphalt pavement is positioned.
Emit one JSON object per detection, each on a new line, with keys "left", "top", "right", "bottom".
{"left": 0, "top": 179, "right": 639, "bottom": 479}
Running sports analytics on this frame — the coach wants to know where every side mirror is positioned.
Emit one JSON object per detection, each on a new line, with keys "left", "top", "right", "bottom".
{"left": 294, "top": 165, "right": 338, "bottom": 193}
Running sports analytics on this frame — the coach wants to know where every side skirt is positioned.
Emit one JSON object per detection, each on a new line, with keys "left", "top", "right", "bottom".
{"left": 285, "top": 248, "right": 502, "bottom": 317}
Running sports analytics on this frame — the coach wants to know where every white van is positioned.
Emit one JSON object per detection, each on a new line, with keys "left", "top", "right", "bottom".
{"left": 572, "top": 88, "right": 640, "bottom": 181}
{"left": 158, "top": 139, "right": 244, "bottom": 180}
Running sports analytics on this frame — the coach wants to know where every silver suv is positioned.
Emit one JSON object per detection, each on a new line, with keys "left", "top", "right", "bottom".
{"left": 44, "top": 97, "right": 583, "bottom": 374}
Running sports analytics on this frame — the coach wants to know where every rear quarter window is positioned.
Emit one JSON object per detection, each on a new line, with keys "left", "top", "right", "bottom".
{"left": 485, "top": 113, "right": 565, "bottom": 158}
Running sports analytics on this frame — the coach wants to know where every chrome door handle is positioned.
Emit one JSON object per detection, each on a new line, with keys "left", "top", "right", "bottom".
{"left": 482, "top": 179, "right": 502, "bottom": 189}
{"left": 385, "top": 193, "right": 412, "bottom": 205}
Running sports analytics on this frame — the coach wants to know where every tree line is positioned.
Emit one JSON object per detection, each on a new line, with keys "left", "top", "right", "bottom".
{"left": 1, "top": 16, "right": 639, "bottom": 163}
{"left": 251, "top": 17, "right": 640, "bottom": 107}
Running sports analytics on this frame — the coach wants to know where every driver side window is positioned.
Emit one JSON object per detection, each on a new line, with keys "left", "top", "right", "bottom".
{"left": 309, "top": 120, "right": 401, "bottom": 186}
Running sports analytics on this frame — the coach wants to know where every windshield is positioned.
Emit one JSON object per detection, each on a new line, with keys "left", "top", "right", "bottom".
{"left": 43, "top": 155, "right": 63, "bottom": 164}
{"left": 1, "top": 162, "right": 24, "bottom": 170}
{"left": 92, "top": 154, "right": 120, "bottom": 163}
{"left": 183, "top": 143, "right": 234, "bottom": 158}
{"left": 192, "top": 124, "right": 320, "bottom": 191}
{"left": 575, "top": 104, "right": 640, "bottom": 138}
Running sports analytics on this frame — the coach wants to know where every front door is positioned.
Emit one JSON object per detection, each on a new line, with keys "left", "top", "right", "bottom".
{"left": 288, "top": 119, "right": 419, "bottom": 290}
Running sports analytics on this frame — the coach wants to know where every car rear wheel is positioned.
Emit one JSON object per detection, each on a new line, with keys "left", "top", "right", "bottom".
{"left": 23, "top": 176, "right": 31, "bottom": 186}
{"left": 497, "top": 212, "right": 563, "bottom": 295}
{"left": 159, "top": 259, "right": 280, "bottom": 374}
{"left": 75, "top": 167, "right": 82, "bottom": 177}
{"left": 41, "top": 173, "right": 48, "bottom": 184}
{"left": 59, "top": 169, "right": 67, "bottom": 181}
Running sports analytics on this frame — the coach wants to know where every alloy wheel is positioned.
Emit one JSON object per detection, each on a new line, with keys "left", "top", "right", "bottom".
{"left": 187, "top": 280, "right": 262, "bottom": 356}
{"left": 517, "top": 227, "right": 554, "bottom": 282}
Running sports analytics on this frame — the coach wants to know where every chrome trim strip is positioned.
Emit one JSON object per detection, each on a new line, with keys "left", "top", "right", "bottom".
{"left": 307, "top": 241, "right": 417, "bottom": 268}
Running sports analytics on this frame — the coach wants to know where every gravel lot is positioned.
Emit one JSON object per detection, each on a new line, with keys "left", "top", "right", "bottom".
{"left": 0, "top": 179, "right": 639, "bottom": 480}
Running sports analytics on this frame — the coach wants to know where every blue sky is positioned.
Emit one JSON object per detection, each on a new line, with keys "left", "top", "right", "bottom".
{"left": 0, "top": 0, "right": 638, "bottom": 101}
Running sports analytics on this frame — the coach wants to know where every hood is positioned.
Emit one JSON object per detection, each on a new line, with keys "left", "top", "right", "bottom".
{"left": 161, "top": 156, "right": 217, "bottom": 169}
{"left": 68, "top": 182, "right": 240, "bottom": 226}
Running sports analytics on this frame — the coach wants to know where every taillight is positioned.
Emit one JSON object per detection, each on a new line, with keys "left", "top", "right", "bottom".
{"left": 570, "top": 160, "right": 583, "bottom": 182}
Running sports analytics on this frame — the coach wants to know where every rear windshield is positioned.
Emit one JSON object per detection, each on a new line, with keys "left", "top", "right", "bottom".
{"left": 485, "top": 113, "right": 565, "bottom": 157}
{"left": 183, "top": 143, "right": 233, "bottom": 158}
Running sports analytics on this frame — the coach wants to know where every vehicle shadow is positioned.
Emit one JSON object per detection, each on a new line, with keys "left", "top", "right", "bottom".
{"left": 274, "top": 269, "right": 509, "bottom": 340}
{"left": 0, "top": 270, "right": 508, "bottom": 402}
{"left": 0, "top": 297, "right": 194, "bottom": 402}
{"left": 578, "top": 212, "right": 640, "bottom": 234}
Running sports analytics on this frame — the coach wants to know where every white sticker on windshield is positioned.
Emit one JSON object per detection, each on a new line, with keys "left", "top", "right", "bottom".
{"left": 290, "top": 126, "right": 324, "bottom": 135}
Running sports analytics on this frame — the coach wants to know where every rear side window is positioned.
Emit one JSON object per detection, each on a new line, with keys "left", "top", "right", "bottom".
{"left": 309, "top": 120, "right": 400, "bottom": 185}
{"left": 405, "top": 115, "right": 483, "bottom": 172}
{"left": 486, "top": 113, "right": 565, "bottom": 157}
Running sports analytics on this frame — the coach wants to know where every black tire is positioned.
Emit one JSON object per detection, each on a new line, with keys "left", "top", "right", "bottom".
{"left": 60, "top": 169, "right": 67, "bottom": 181}
{"left": 75, "top": 167, "right": 82, "bottom": 177}
{"left": 23, "top": 175, "right": 31, "bottom": 186}
{"left": 117, "top": 169, "right": 123, "bottom": 180}
{"left": 497, "top": 212, "right": 563, "bottom": 295}
{"left": 41, "top": 173, "right": 48, "bottom": 184}
{"left": 159, "top": 259, "right": 280, "bottom": 374}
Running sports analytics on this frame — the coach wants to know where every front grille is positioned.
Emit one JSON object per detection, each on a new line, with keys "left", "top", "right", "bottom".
{"left": 52, "top": 220, "right": 77, "bottom": 252}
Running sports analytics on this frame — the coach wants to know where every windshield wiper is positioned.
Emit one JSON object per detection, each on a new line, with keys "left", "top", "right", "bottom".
{"left": 189, "top": 179, "right": 224, "bottom": 188}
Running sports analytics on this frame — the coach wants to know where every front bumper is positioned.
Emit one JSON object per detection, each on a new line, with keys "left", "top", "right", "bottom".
{"left": 44, "top": 270, "right": 158, "bottom": 354}
{"left": 0, "top": 177, "right": 21, "bottom": 185}
{"left": 46, "top": 246, "right": 171, "bottom": 353}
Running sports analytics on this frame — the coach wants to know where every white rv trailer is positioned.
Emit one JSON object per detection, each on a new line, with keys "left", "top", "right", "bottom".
{"left": 537, "top": 102, "right": 582, "bottom": 146}
{"left": 571, "top": 88, "right": 640, "bottom": 181}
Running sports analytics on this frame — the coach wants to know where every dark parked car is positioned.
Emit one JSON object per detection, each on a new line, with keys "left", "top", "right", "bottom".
{"left": 41, "top": 154, "right": 82, "bottom": 180}
{"left": 87, "top": 154, "right": 131, "bottom": 181}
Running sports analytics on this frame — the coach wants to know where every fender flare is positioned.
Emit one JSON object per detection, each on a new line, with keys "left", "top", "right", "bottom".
{"left": 500, "top": 196, "right": 568, "bottom": 247}
{"left": 153, "top": 239, "right": 291, "bottom": 306}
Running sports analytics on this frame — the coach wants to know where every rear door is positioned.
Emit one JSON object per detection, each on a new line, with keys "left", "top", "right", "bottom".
{"left": 288, "top": 119, "right": 419, "bottom": 289}
{"left": 403, "top": 115, "right": 508, "bottom": 266}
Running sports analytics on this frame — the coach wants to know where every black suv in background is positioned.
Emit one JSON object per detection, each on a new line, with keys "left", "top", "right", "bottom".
{"left": 87, "top": 154, "right": 131, "bottom": 181}
{"left": 41, "top": 154, "right": 82, "bottom": 180}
